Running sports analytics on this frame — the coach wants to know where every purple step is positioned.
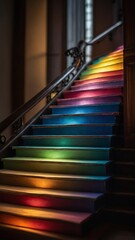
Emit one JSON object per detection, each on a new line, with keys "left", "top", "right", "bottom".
{"left": 74, "top": 74, "right": 123, "bottom": 86}
{"left": 63, "top": 87, "right": 123, "bottom": 99}
{"left": 56, "top": 95, "right": 122, "bottom": 106}
{"left": 71, "top": 80, "right": 123, "bottom": 91}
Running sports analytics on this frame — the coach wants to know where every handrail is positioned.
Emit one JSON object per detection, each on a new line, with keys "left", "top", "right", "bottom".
{"left": 0, "top": 66, "right": 74, "bottom": 133}
{"left": 66, "top": 21, "right": 123, "bottom": 63}
{"left": 0, "top": 20, "right": 123, "bottom": 153}
{"left": 87, "top": 20, "right": 123, "bottom": 45}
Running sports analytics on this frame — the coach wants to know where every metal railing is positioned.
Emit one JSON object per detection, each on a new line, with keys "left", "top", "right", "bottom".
{"left": 0, "top": 20, "right": 123, "bottom": 155}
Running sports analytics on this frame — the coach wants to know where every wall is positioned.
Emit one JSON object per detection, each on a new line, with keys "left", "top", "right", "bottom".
{"left": 0, "top": 0, "right": 14, "bottom": 122}
{"left": 47, "top": 0, "right": 67, "bottom": 83}
{"left": 92, "top": 0, "right": 123, "bottom": 59}
{"left": 25, "top": 0, "right": 47, "bottom": 102}
{"left": 24, "top": 0, "right": 48, "bottom": 121}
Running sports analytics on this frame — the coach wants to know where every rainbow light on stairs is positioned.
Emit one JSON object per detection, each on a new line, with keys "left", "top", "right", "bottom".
{"left": 0, "top": 45, "right": 124, "bottom": 237}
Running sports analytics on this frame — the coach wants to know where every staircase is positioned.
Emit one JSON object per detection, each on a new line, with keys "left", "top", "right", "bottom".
{"left": 0, "top": 46, "right": 124, "bottom": 239}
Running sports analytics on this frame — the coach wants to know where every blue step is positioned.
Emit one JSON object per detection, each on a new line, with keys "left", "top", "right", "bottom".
{"left": 21, "top": 135, "right": 120, "bottom": 147}
{"left": 50, "top": 103, "right": 121, "bottom": 115}
{"left": 31, "top": 124, "right": 118, "bottom": 135}
{"left": 40, "top": 113, "right": 119, "bottom": 125}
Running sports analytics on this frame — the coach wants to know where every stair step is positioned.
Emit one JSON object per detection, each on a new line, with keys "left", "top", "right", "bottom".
{"left": 80, "top": 70, "right": 123, "bottom": 80}
{"left": 63, "top": 87, "right": 123, "bottom": 99}
{"left": 22, "top": 135, "right": 122, "bottom": 147}
{"left": 112, "top": 177, "right": 135, "bottom": 193}
{"left": 2, "top": 157, "right": 111, "bottom": 176}
{"left": 40, "top": 112, "right": 120, "bottom": 125}
{"left": 56, "top": 96, "right": 122, "bottom": 106}
{"left": 50, "top": 103, "right": 121, "bottom": 115}
{"left": 113, "top": 148, "right": 135, "bottom": 161}
{"left": 0, "top": 203, "right": 92, "bottom": 236}
{"left": 12, "top": 146, "right": 111, "bottom": 160}
{"left": 0, "top": 170, "right": 110, "bottom": 192}
{"left": 87, "top": 57, "right": 123, "bottom": 70}
{"left": 81, "top": 62, "right": 123, "bottom": 75}
{"left": 31, "top": 123, "right": 118, "bottom": 136}
{"left": 107, "top": 192, "right": 135, "bottom": 209}
{"left": 103, "top": 206, "right": 135, "bottom": 223}
{"left": 71, "top": 80, "right": 123, "bottom": 91}
{"left": 74, "top": 75, "right": 123, "bottom": 86}
{"left": 0, "top": 185, "right": 103, "bottom": 212}
{"left": 114, "top": 161, "right": 135, "bottom": 177}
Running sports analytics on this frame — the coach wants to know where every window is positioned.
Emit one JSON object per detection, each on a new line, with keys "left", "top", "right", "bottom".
{"left": 85, "top": 0, "right": 93, "bottom": 62}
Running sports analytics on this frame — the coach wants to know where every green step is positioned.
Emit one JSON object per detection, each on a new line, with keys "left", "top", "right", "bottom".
{"left": 12, "top": 146, "right": 111, "bottom": 160}
{"left": 2, "top": 157, "right": 111, "bottom": 176}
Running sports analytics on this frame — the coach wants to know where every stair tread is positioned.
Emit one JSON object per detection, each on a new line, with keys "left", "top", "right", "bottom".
{"left": 74, "top": 75, "right": 123, "bottom": 85}
{"left": 104, "top": 206, "right": 135, "bottom": 215}
{"left": 115, "top": 161, "right": 135, "bottom": 165}
{"left": 50, "top": 102, "right": 120, "bottom": 108}
{"left": 22, "top": 134, "right": 116, "bottom": 139}
{"left": 57, "top": 96, "right": 122, "bottom": 102}
{"left": 32, "top": 123, "right": 117, "bottom": 127}
{"left": 80, "top": 70, "right": 123, "bottom": 80}
{"left": 0, "top": 223, "right": 79, "bottom": 240}
{"left": 114, "top": 176, "right": 135, "bottom": 180}
{"left": 71, "top": 84, "right": 123, "bottom": 91}
{"left": 3, "top": 157, "right": 110, "bottom": 164}
{"left": 0, "top": 184, "right": 103, "bottom": 199}
{"left": 64, "top": 86, "right": 122, "bottom": 94}
{"left": 0, "top": 203, "right": 92, "bottom": 223}
{"left": 40, "top": 112, "right": 119, "bottom": 118}
{"left": 72, "top": 80, "right": 124, "bottom": 90}
{"left": 0, "top": 169, "right": 110, "bottom": 180}
{"left": 12, "top": 146, "right": 110, "bottom": 150}
{"left": 108, "top": 191, "right": 135, "bottom": 196}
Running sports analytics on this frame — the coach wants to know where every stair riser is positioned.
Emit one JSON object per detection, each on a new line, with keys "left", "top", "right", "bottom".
{"left": 41, "top": 115, "right": 118, "bottom": 125}
{"left": 56, "top": 96, "right": 122, "bottom": 106}
{"left": 0, "top": 213, "right": 83, "bottom": 236}
{"left": 107, "top": 194, "right": 135, "bottom": 209}
{"left": 3, "top": 160, "right": 111, "bottom": 176}
{"left": 113, "top": 149, "right": 135, "bottom": 161}
{"left": 80, "top": 70, "right": 123, "bottom": 80}
{"left": 63, "top": 88, "right": 122, "bottom": 99}
{"left": 0, "top": 174, "right": 109, "bottom": 193}
{"left": 32, "top": 125, "right": 118, "bottom": 136}
{"left": 75, "top": 75, "right": 123, "bottom": 86}
{"left": 51, "top": 104, "right": 121, "bottom": 114}
{"left": 71, "top": 81, "right": 123, "bottom": 91}
{"left": 82, "top": 66, "right": 123, "bottom": 76}
{"left": 0, "top": 192, "right": 101, "bottom": 212}
{"left": 22, "top": 136, "right": 115, "bottom": 147}
{"left": 114, "top": 163, "right": 135, "bottom": 177}
{"left": 14, "top": 148, "right": 110, "bottom": 160}
{"left": 112, "top": 179, "right": 135, "bottom": 193}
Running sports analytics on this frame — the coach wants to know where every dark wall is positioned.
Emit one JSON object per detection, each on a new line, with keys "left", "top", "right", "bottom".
{"left": 92, "top": 0, "right": 123, "bottom": 59}
{"left": 0, "top": 0, "right": 14, "bottom": 122}
{"left": 47, "top": 0, "right": 67, "bottom": 83}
